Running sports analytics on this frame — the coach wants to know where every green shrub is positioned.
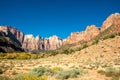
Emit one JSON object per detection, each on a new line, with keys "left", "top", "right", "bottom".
{"left": 109, "top": 34, "right": 115, "bottom": 38}
{"left": 17, "top": 53, "right": 31, "bottom": 59}
{"left": 97, "top": 70, "right": 105, "bottom": 75}
{"left": 56, "top": 68, "right": 83, "bottom": 80}
{"left": 4, "top": 53, "right": 17, "bottom": 59}
{"left": 118, "top": 32, "right": 120, "bottom": 36}
{"left": 0, "top": 68, "right": 3, "bottom": 74}
{"left": 61, "top": 50, "right": 69, "bottom": 55}
{"left": 92, "top": 39, "right": 99, "bottom": 45}
{"left": 51, "top": 67, "right": 63, "bottom": 72}
{"left": 44, "top": 68, "right": 54, "bottom": 76}
{"left": 29, "top": 67, "right": 55, "bottom": 77}
{"left": 29, "top": 67, "right": 46, "bottom": 77}
{"left": 82, "top": 44, "right": 88, "bottom": 49}
{"left": 98, "top": 67, "right": 120, "bottom": 80}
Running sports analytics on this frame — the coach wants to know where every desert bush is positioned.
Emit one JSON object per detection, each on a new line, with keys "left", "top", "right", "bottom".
{"left": 92, "top": 39, "right": 99, "bottom": 45}
{"left": 56, "top": 68, "right": 83, "bottom": 80}
{"left": 61, "top": 49, "right": 69, "bottom": 55}
{"left": 0, "top": 52, "right": 44, "bottom": 60}
{"left": 15, "top": 74, "right": 47, "bottom": 80}
{"left": 98, "top": 67, "right": 120, "bottom": 80}
{"left": 109, "top": 34, "right": 115, "bottom": 38}
{"left": 103, "top": 34, "right": 116, "bottom": 40}
{"left": 29, "top": 67, "right": 55, "bottom": 77}
{"left": 51, "top": 67, "right": 63, "bottom": 72}
{"left": 17, "top": 53, "right": 31, "bottom": 59}
{"left": 81, "top": 44, "right": 88, "bottom": 49}
{"left": 0, "top": 68, "right": 3, "bottom": 74}
{"left": 97, "top": 70, "right": 105, "bottom": 75}
{"left": 61, "top": 49, "right": 75, "bottom": 55}
{"left": 29, "top": 67, "right": 46, "bottom": 77}
{"left": 44, "top": 68, "right": 54, "bottom": 76}
{"left": 0, "top": 53, "right": 5, "bottom": 59}
{"left": 4, "top": 53, "right": 18, "bottom": 59}
{"left": 118, "top": 32, "right": 120, "bottom": 36}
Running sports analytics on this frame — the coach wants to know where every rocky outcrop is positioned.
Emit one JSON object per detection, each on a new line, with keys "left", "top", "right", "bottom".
{"left": 0, "top": 13, "right": 120, "bottom": 51}
{"left": 49, "top": 35, "right": 63, "bottom": 50}
{"left": 0, "top": 26, "right": 63, "bottom": 51}
{"left": 64, "top": 25, "right": 100, "bottom": 44}
{"left": 22, "top": 35, "right": 44, "bottom": 50}
{"left": 64, "top": 13, "right": 120, "bottom": 44}
{"left": 22, "top": 35, "right": 63, "bottom": 51}
{"left": 0, "top": 30, "right": 24, "bottom": 53}
{"left": 0, "top": 26, "right": 24, "bottom": 46}
{"left": 101, "top": 13, "right": 120, "bottom": 31}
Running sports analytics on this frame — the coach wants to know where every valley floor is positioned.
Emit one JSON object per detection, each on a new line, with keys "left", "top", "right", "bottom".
{"left": 0, "top": 36, "right": 120, "bottom": 80}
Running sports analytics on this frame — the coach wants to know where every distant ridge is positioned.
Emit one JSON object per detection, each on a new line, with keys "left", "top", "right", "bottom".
{"left": 0, "top": 13, "right": 120, "bottom": 52}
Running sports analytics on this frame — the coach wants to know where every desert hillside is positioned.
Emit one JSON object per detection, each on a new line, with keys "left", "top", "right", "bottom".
{"left": 0, "top": 35, "right": 120, "bottom": 80}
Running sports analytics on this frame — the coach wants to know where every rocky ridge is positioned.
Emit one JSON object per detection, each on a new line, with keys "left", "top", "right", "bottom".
{"left": 0, "top": 30, "right": 24, "bottom": 52}
{"left": 0, "top": 13, "right": 120, "bottom": 52}
{"left": 22, "top": 35, "right": 63, "bottom": 51}
{"left": 64, "top": 25, "right": 100, "bottom": 44}
{"left": 64, "top": 13, "right": 120, "bottom": 44}
{"left": 0, "top": 26, "right": 24, "bottom": 46}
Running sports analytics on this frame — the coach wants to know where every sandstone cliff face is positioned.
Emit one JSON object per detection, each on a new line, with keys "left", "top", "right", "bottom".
{"left": 64, "top": 25, "right": 100, "bottom": 44}
{"left": 64, "top": 13, "right": 120, "bottom": 44}
{"left": 0, "top": 26, "right": 24, "bottom": 46}
{"left": 22, "top": 35, "right": 45, "bottom": 50}
{"left": 0, "top": 13, "right": 120, "bottom": 51}
{"left": 0, "top": 30, "right": 24, "bottom": 52}
{"left": 101, "top": 13, "right": 120, "bottom": 31}
{"left": 22, "top": 35, "right": 63, "bottom": 51}
{"left": 49, "top": 35, "right": 63, "bottom": 50}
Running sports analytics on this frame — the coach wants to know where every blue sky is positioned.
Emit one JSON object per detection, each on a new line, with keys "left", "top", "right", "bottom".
{"left": 0, "top": 0, "right": 120, "bottom": 39}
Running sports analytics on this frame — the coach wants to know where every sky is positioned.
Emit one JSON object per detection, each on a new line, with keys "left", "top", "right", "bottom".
{"left": 0, "top": 0, "right": 120, "bottom": 39}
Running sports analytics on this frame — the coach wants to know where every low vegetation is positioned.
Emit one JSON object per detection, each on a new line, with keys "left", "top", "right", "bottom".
{"left": 0, "top": 52, "right": 43, "bottom": 59}
{"left": 56, "top": 68, "right": 84, "bottom": 80}
{"left": 98, "top": 66, "right": 120, "bottom": 80}
{"left": 10, "top": 67, "right": 85, "bottom": 80}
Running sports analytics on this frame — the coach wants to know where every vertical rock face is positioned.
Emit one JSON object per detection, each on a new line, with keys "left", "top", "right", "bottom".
{"left": 101, "top": 13, "right": 120, "bottom": 31}
{"left": 84, "top": 25, "right": 100, "bottom": 40}
{"left": 0, "top": 30, "right": 24, "bottom": 52}
{"left": 22, "top": 35, "right": 63, "bottom": 51}
{"left": 49, "top": 35, "right": 63, "bottom": 50}
{"left": 0, "top": 26, "right": 24, "bottom": 46}
{"left": 64, "top": 25, "right": 100, "bottom": 44}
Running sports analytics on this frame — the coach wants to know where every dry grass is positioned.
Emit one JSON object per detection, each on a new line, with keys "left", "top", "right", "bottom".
{"left": 0, "top": 36, "right": 120, "bottom": 80}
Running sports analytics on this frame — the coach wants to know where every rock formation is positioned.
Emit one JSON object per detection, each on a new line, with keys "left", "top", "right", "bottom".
{"left": 101, "top": 13, "right": 120, "bottom": 31}
{"left": 0, "top": 30, "right": 24, "bottom": 52}
{"left": 0, "top": 26, "right": 24, "bottom": 46}
{"left": 48, "top": 35, "right": 63, "bottom": 50}
{"left": 22, "top": 35, "right": 63, "bottom": 51}
{"left": 64, "top": 13, "right": 120, "bottom": 44}
{"left": 22, "top": 35, "right": 44, "bottom": 50}
{"left": 0, "top": 13, "right": 120, "bottom": 51}
{"left": 64, "top": 25, "right": 100, "bottom": 44}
